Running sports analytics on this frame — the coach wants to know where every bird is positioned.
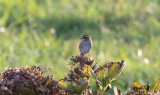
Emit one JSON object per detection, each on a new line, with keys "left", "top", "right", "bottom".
{"left": 79, "top": 35, "right": 93, "bottom": 56}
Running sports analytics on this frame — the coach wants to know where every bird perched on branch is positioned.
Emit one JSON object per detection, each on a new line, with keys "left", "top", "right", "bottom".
{"left": 79, "top": 35, "right": 93, "bottom": 56}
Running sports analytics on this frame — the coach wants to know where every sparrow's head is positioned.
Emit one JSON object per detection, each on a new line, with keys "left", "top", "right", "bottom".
{"left": 81, "top": 35, "right": 91, "bottom": 41}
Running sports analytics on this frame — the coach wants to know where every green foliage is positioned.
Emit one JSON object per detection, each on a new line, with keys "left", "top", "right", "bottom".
{"left": 57, "top": 55, "right": 94, "bottom": 94}
{"left": 56, "top": 55, "right": 125, "bottom": 94}
{"left": 150, "top": 78, "right": 160, "bottom": 91}
{"left": 58, "top": 79, "right": 88, "bottom": 94}
{"left": 15, "top": 87, "right": 34, "bottom": 95}
{"left": 126, "top": 79, "right": 160, "bottom": 94}
{"left": 93, "top": 61, "right": 124, "bottom": 93}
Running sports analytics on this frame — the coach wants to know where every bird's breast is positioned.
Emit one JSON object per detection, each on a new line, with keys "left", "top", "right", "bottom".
{"left": 79, "top": 41, "right": 92, "bottom": 54}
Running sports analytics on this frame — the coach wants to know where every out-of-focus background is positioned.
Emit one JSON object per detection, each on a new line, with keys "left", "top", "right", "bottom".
{"left": 0, "top": 0, "right": 160, "bottom": 93}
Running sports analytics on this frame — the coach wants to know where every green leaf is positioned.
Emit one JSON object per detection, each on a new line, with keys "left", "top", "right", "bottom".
{"left": 57, "top": 79, "right": 74, "bottom": 92}
{"left": 15, "top": 86, "right": 34, "bottom": 95}
{"left": 95, "top": 68, "right": 109, "bottom": 81}
{"left": 103, "top": 78, "right": 111, "bottom": 92}
{"left": 111, "top": 78, "right": 118, "bottom": 82}
{"left": 93, "top": 61, "right": 124, "bottom": 93}
{"left": 96, "top": 80, "right": 102, "bottom": 90}
{"left": 81, "top": 64, "right": 92, "bottom": 78}
{"left": 150, "top": 78, "right": 160, "bottom": 91}
{"left": 109, "top": 62, "right": 123, "bottom": 79}
{"left": 58, "top": 79, "right": 88, "bottom": 94}
{"left": 73, "top": 84, "right": 88, "bottom": 94}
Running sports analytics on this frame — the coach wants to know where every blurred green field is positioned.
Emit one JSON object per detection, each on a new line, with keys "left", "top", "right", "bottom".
{"left": 0, "top": 0, "right": 160, "bottom": 94}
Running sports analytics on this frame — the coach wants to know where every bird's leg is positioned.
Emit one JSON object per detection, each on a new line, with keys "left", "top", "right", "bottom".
{"left": 80, "top": 53, "right": 84, "bottom": 56}
{"left": 80, "top": 53, "right": 85, "bottom": 65}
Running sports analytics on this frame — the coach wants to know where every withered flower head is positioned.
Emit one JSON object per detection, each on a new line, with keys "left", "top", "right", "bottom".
{"left": 68, "top": 71, "right": 80, "bottom": 82}
{"left": 0, "top": 65, "right": 65, "bottom": 95}
{"left": 70, "top": 55, "right": 94, "bottom": 66}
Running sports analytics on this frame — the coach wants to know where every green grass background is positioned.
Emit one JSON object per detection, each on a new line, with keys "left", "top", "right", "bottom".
{"left": 0, "top": 0, "right": 160, "bottom": 94}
